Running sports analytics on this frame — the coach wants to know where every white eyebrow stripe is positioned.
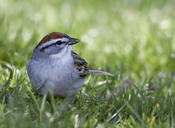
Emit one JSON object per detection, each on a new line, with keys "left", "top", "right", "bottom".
{"left": 38, "top": 38, "right": 69, "bottom": 49}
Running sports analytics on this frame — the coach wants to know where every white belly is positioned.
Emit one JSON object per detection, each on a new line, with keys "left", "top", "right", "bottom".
{"left": 27, "top": 53, "right": 85, "bottom": 97}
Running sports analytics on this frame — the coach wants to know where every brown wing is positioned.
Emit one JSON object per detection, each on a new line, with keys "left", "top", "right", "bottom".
{"left": 72, "top": 51, "right": 89, "bottom": 77}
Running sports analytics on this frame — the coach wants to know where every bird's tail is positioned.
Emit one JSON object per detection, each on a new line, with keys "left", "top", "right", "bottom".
{"left": 88, "top": 68, "right": 113, "bottom": 76}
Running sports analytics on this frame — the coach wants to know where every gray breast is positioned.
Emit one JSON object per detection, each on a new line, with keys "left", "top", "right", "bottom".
{"left": 27, "top": 53, "right": 85, "bottom": 96}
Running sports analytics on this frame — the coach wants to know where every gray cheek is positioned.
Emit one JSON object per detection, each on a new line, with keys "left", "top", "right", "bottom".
{"left": 44, "top": 45, "right": 64, "bottom": 55}
{"left": 32, "top": 49, "right": 48, "bottom": 59}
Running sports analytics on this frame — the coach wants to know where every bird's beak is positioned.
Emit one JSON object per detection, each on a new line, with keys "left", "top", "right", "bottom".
{"left": 68, "top": 37, "right": 80, "bottom": 45}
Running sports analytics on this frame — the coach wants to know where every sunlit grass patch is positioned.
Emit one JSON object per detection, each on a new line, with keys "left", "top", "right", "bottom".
{"left": 0, "top": 0, "right": 175, "bottom": 127}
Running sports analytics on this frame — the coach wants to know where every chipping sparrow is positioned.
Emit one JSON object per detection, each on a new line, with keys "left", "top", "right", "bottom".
{"left": 27, "top": 32, "right": 113, "bottom": 97}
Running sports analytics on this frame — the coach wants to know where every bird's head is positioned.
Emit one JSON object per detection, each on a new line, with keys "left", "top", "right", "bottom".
{"left": 33, "top": 32, "right": 79, "bottom": 57}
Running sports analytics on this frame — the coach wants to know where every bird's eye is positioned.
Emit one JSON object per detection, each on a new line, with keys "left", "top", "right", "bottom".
{"left": 56, "top": 41, "right": 62, "bottom": 45}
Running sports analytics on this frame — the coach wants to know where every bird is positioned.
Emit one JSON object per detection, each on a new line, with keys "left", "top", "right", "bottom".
{"left": 27, "top": 32, "right": 113, "bottom": 97}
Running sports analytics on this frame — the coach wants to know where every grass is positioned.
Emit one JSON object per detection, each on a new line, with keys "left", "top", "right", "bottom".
{"left": 0, "top": 0, "right": 175, "bottom": 127}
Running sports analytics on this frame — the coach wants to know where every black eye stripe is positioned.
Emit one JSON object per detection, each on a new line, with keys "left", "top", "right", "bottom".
{"left": 40, "top": 41, "right": 65, "bottom": 51}
{"left": 40, "top": 42, "right": 58, "bottom": 51}
{"left": 40, "top": 45, "right": 50, "bottom": 51}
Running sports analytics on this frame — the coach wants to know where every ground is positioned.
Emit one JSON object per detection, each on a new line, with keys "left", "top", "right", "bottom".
{"left": 0, "top": 0, "right": 175, "bottom": 127}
